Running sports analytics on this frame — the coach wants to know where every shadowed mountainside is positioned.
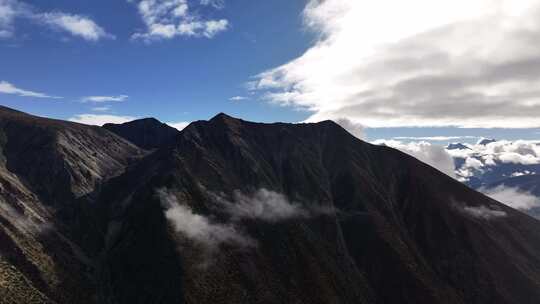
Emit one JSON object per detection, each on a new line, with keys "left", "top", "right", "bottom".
{"left": 0, "top": 106, "right": 143, "bottom": 303}
{"left": 1, "top": 106, "right": 540, "bottom": 303}
{"left": 103, "top": 118, "right": 180, "bottom": 150}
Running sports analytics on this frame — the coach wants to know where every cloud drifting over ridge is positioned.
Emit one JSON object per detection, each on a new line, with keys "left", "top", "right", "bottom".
{"left": 252, "top": 0, "right": 540, "bottom": 128}
{"left": 373, "top": 139, "right": 456, "bottom": 178}
{"left": 130, "top": 0, "right": 229, "bottom": 41}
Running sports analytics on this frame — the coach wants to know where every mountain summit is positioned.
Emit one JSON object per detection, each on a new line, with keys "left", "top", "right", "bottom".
{"left": 1, "top": 106, "right": 540, "bottom": 304}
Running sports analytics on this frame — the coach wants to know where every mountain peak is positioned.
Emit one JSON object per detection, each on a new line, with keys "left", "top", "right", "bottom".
{"left": 209, "top": 112, "right": 240, "bottom": 122}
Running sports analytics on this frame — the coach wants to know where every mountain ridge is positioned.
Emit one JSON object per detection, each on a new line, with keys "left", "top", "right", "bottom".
{"left": 1, "top": 105, "right": 540, "bottom": 303}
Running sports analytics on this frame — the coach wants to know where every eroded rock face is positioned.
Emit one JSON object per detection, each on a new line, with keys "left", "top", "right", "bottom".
{"left": 2, "top": 106, "right": 540, "bottom": 304}
{"left": 0, "top": 106, "right": 143, "bottom": 303}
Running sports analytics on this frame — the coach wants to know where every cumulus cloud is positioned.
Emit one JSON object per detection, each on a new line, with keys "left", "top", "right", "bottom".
{"left": 157, "top": 188, "right": 255, "bottom": 250}
{"left": 447, "top": 140, "right": 540, "bottom": 181}
{"left": 0, "top": 80, "right": 62, "bottom": 98}
{"left": 69, "top": 114, "right": 137, "bottom": 126}
{"left": 251, "top": 0, "right": 540, "bottom": 128}
{"left": 334, "top": 118, "right": 365, "bottom": 140}
{"left": 130, "top": 0, "right": 229, "bottom": 42}
{"left": 0, "top": 0, "right": 112, "bottom": 41}
{"left": 373, "top": 140, "right": 456, "bottom": 178}
{"left": 166, "top": 121, "right": 190, "bottom": 130}
{"left": 82, "top": 95, "right": 128, "bottom": 103}
{"left": 480, "top": 185, "right": 540, "bottom": 211}
{"left": 462, "top": 205, "right": 507, "bottom": 219}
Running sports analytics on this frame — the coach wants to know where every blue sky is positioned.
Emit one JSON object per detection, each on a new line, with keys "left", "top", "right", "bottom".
{"left": 2, "top": 0, "right": 540, "bottom": 144}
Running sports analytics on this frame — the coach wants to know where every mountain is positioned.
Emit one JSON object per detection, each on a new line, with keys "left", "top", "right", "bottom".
{"left": 2, "top": 106, "right": 540, "bottom": 303}
{"left": 103, "top": 118, "right": 180, "bottom": 150}
{"left": 0, "top": 106, "right": 143, "bottom": 303}
{"left": 446, "top": 143, "right": 471, "bottom": 150}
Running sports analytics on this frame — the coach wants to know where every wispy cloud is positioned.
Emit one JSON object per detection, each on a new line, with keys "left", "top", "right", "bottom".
{"left": 82, "top": 95, "right": 128, "bottom": 103}
{"left": 37, "top": 12, "right": 115, "bottom": 41}
{"left": 0, "top": 80, "right": 62, "bottom": 99}
{"left": 252, "top": 0, "right": 540, "bottom": 128}
{"left": 130, "top": 0, "right": 229, "bottom": 42}
{"left": 157, "top": 188, "right": 255, "bottom": 250}
{"left": 394, "top": 136, "right": 478, "bottom": 142}
{"left": 91, "top": 106, "right": 111, "bottom": 112}
{"left": 462, "top": 205, "right": 507, "bottom": 219}
{"left": 229, "top": 96, "right": 247, "bottom": 101}
{"left": 69, "top": 114, "right": 136, "bottom": 126}
{"left": 0, "top": 0, "right": 113, "bottom": 41}
{"left": 208, "top": 188, "right": 336, "bottom": 222}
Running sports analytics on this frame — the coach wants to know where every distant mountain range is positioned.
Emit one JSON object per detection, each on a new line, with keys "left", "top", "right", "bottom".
{"left": 1, "top": 105, "right": 540, "bottom": 303}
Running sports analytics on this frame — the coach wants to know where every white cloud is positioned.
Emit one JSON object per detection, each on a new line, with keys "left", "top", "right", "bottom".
{"left": 252, "top": 0, "right": 540, "bottom": 128}
{"left": 480, "top": 185, "right": 540, "bottom": 211}
{"left": 82, "top": 95, "right": 128, "bottom": 103}
{"left": 0, "top": 0, "right": 112, "bottom": 41}
{"left": 229, "top": 96, "right": 247, "bottom": 101}
{"left": 0, "top": 80, "right": 62, "bottom": 99}
{"left": 0, "top": 0, "right": 20, "bottom": 38}
{"left": 130, "top": 0, "right": 229, "bottom": 42}
{"left": 157, "top": 188, "right": 255, "bottom": 250}
{"left": 207, "top": 188, "right": 337, "bottom": 223}
{"left": 69, "top": 114, "right": 136, "bottom": 126}
{"left": 462, "top": 205, "right": 507, "bottom": 219}
{"left": 38, "top": 12, "right": 114, "bottom": 41}
{"left": 209, "top": 189, "right": 314, "bottom": 222}
{"left": 334, "top": 118, "right": 365, "bottom": 140}
{"left": 91, "top": 106, "right": 111, "bottom": 112}
{"left": 166, "top": 121, "right": 190, "bottom": 130}
{"left": 373, "top": 139, "right": 456, "bottom": 178}
{"left": 394, "top": 136, "right": 477, "bottom": 142}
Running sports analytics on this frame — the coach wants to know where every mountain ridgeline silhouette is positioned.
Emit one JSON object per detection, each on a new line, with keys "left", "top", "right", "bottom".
{"left": 1, "top": 106, "right": 540, "bottom": 304}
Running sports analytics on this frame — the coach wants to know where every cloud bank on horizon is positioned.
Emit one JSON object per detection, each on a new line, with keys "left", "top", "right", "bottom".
{"left": 252, "top": 0, "right": 540, "bottom": 129}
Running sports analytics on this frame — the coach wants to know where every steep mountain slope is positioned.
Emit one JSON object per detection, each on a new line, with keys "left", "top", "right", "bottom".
{"left": 0, "top": 106, "right": 144, "bottom": 303}
{"left": 94, "top": 114, "right": 540, "bottom": 304}
{"left": 2, "top": 106, "right": 540, "bottom": 303}
{"left": 103, "top": 118, "right": 180, "bottom": 150}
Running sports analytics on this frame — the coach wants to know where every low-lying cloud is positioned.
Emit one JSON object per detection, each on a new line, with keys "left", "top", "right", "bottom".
{"left": 208, "top": 188, "right": 336, "bottom": 223}
{"left": 157, "top": 188, "right": 255, "bottom": 251}
{"left": 480, "top": 185, "right": 540, "bottom": 211}
{"left": 462, "top": 205, "right": 507, "bottom": 220}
